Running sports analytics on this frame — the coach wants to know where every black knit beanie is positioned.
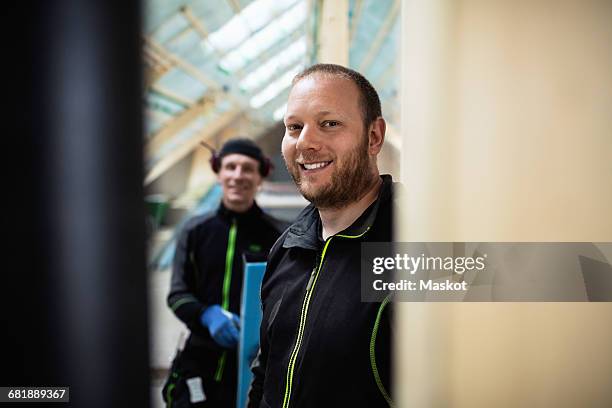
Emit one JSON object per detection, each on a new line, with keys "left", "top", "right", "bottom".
{"left": 218, "top": 138, "right": 267, "bottom": 176}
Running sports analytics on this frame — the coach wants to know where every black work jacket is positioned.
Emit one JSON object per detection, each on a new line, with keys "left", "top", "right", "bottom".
{"left": 249, "top": 175, "right": 395, "bottom": 408}
{"left": 168, "top": 202, "right": 286, "bottom": 380}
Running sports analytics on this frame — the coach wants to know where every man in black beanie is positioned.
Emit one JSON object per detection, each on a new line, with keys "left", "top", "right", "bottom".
{"left": 164, "top": 138, "right": 287, "bottom": 407}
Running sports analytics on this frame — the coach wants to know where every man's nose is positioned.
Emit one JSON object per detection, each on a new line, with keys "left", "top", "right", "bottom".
{"left": 230, "top": 166, "right": 243, "bottom": 178}
{"left": 296, "top": 124, "right": 322, "bottom": 152}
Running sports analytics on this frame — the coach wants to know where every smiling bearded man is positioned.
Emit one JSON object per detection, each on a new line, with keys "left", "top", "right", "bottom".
{"left": 248, "top": 64, "right": 397, "bottom": 408}
{"left": 284, "top": 121, "right": 371, "bottom": 210}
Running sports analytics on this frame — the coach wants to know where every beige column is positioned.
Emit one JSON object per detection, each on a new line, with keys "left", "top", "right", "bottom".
{"left": 397, "top": 0, "right": 612, "bottom": 407}
{"left": 316, "top": 0, "right": 349, "bottom": 65}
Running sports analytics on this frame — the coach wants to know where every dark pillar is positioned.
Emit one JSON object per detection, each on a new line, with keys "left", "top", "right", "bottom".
{"left": 3, "top": 1, "right": 149, "bottom": 406}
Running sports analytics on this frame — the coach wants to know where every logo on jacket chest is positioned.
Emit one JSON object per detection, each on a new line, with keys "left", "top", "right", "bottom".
{"left": 248, "top": 243, "right": 262, "bottom": 253}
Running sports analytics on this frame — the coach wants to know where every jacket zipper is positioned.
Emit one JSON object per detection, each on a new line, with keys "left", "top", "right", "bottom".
{"left": 281, "top": 227, "right": 370, "bottom": 408}
{"left": 214, "top": 218, "right": 238, "bottom": 382}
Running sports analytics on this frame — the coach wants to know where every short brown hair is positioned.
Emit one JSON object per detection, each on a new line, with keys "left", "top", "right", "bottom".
{"left": 292, "top": 64, "right": 382, "bottom": 130}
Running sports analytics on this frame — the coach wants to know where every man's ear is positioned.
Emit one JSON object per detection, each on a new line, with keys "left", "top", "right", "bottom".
{"left": 368, "top": 117, "right": 386, "bottom": 155}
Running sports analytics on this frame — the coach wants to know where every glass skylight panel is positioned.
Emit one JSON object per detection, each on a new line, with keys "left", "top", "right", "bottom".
{"left": 156, "top": 68, "right": 207, "bottom": 101}
{"left": 250, "top": 64, "right": 302, "bottom": 108}
{"left": 275, "top": 1, "right": 307, "bottom": 32}
{"left": 216, "top": 99, "right": 232, "bottom": 111}
{"left": 241, "top": 0, "right": 276, "bottom": 32}
{"left": 240, "top": 36, "right": 306, "bottom": 93}
{"left": 146, "top": 121, "right": 163, "bottom": 138}
{"left": 241, "top": 0, "right": 299, "bottom": 32}
{"left": 219, "top": 24, "right": 280, "bottom": 72}
{"left": 200, "top": 40, "right": 215, "bottom": 56}
{"left": 218, "top": 0, "right": 306, "bottom": 73}
{"left": 218, "top": 52, "right": 247, "bottom": 74}
{"left": 207, "top": 15, "right": 250, "bottom": 52}
{"left": 251, "top": 25, "right": 283, "bottom": 55}
{"left": 152, "top": 13, "right": 189, "bottom": 44}
{"left": 147, "top": 92, "right": 184, "bottom": 115}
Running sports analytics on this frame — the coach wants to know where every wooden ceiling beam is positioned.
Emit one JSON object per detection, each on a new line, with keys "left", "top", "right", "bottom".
{"left": 145, "top": 109, "right": 241, "bottom": 185}
{"left": 144, "top": 64, "right": 170, "bottom": 89}
{"left": 226, "top": 0, "right": 242, "bottom": 14}
{"left": 180, "top": 6, "right": 225, "bottom": 59}
{"left": 150, "top": 84, "right": 194, "bottom": 107}
{"left": 144, "top": 37, "right": 218, "bottom": 90}
{"left": 146, "top": 96, "right": 215, "bottom": 156}
{"left": 180, "top": 6, "right": 210, "bottom": 39}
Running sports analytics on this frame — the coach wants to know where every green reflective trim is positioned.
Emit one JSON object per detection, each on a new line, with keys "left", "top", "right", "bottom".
{"left": 214, "top": 351, "right": 227, "bottom": 382}
{"left": 170, "top": 297, "right": 197, "bottom": 312}
{"left": 222, "top": 219, "right": 238, "bottom": 310}
{"left": 166, "top": 382, "right": 176, "bottom": 408}
{"left": 215, "top": 219, "right": 238, "bottom": 382}
{"left": 336, "top": 226, "right": 370, "bottom": 239}
{"left": 370, "top": 295, "right": 394, "bottom": 407}
{"left": 281, "top": 226, "right": 371, "bottom": 408}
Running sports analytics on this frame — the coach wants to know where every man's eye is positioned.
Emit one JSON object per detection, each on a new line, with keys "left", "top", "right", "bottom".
{"left": 322, "top": 120, "right": 339, "bottom": 127}
{"left": 286, "top": 124, "right": 302, "bottom": 131}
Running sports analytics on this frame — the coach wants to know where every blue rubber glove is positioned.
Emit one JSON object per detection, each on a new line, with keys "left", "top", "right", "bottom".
{"left": 200, "top": 305, "right": 240, "bottom": 348}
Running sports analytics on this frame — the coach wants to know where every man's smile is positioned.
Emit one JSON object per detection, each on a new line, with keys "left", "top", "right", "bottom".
{"left": 298, "top": 160, "right": 333, "bottom": 173}
{"left": 227, "top": 184, "right": 249, "bottom": 192}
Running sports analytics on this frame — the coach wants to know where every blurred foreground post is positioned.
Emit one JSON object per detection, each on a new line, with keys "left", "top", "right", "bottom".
{"left": 3, "top": 1, "right": 149, "bottom": 407}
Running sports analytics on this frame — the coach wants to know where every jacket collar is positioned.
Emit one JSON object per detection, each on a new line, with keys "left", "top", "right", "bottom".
{"left": 283, "top": 174, "right": 394, "bottom": 250}
{"left": 217, "top": 200, "right": 263, "bottom": 222}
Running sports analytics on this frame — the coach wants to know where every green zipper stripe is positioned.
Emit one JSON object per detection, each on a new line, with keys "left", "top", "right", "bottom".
{"left": 282, "top": 226, "right": 371, "bottom": 408}
{"left": 166, "top": 382, "right": 175, "bottom": 408}
{"left": 222, "top": 220, "right": 238, "bottom": 310}
{"left": 214, "top": 219, "right": 238, "bottom": 382}
{"left": 165, "top": 372, "right": 178, "bottom": 408}
{"left": 282, "top": 237, "right": 332, "bottom": 408}
{"left": 370, "top": 295, "right": 394, "bottom": 407}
